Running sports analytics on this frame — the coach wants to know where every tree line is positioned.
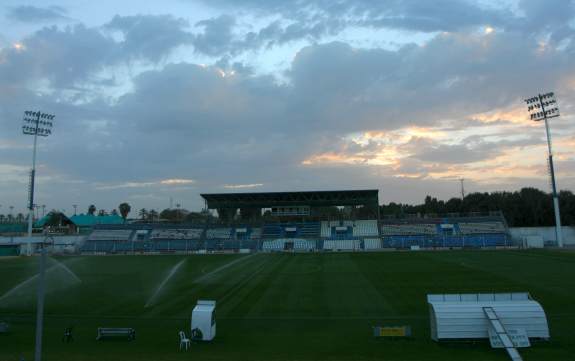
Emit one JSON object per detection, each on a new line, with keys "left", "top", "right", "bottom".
{"left": 379, "top": 187, "right": 575, "bottom": 227}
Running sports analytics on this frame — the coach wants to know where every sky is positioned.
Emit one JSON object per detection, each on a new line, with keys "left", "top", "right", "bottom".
{"left": 1, "top": 0, "right": 575, "bottom": 216}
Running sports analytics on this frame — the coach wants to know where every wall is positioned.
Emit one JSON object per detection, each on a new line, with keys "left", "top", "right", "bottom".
{"left": 509, "top": 226, "right": 575, "bottom": 248}
{"left": 0, "top": 235, "right": 85, "bottom": 254}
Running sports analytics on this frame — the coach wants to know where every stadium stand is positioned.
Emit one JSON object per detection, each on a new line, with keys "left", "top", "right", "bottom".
{"left": 262, "top": 222, "right": 320, "bottom": 238}
{"left": 320, "top": 221, "right": 331, "bottom": 238}
{"left": 262, "top": 239, "right": 316, "bottom": 251}
{"left": 250, "top": 228, "right": 262, "bottom": 239}
{"left": 323, "top": 240, "right": 361, "bottom": 251}
{"left": 262, "top": 239, "right": 285, "bottom": 251}
{"left": 458, "top": 222, "right": 506, "bottom": 235}
{"left": 206, "top": 228, "right": 232, "bottom": 239}
{"left": 78, "top": 200, "right": 510, "bottom": 254}
{"left": 262, "top": 224, "right": 283, "bottom": 238}
{"left": 363, "top": 238, "right": 381, "bottom": 250}
{"left": 380, "top": 224, "right": 437, "bottom": 236}
{"left": 353, "top": 220, "right": 379, "bottom": 237}
{"left": 293, "top": 239, "right": 316, "bottom": 250}
{"left": 87, "top": 230, "right": 133, "bottom": 241}
{"left": 150, "top": 228, "right": 203, "bottom": 240}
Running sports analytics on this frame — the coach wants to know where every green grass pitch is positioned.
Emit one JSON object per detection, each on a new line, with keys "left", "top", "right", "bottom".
{"left": 0, "top": 250, "right": 574, "bottom": 361}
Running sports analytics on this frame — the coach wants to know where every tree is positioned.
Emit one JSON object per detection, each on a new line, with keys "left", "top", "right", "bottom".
{"left": 88, "top": 205, "right": 96, "bottom": 215}
{"left": 139, "top": 208, "right": 148, "bottom": 221}
{"left": 119, "top": 203, "right": 131, "bottom": 222}
{"left": 160, "top": 208, "right": 189, "bottom": 223}
{"left": 97, "top": 209, "right": 108, "bottom": 216}
{"left": 110, "top": 209, "right": 118, "bottom": 216}
{"left": 148, "top": 209, "right": 158, "bottom": 223}
{"left": 16, "top": 213, "right": 24, "bottom": 223}
{"left": 377, "top": 187, "right": 575, "bottom": 227}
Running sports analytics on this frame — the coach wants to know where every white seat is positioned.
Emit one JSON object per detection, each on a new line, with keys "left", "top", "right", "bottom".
{"left": 179, "top": 330, "right": 190, "bottom": 350}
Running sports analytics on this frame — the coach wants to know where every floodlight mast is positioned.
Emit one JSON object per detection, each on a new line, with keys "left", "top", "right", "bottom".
{"left": 22, "top": 111, "right": 54, "bottom": 253}
{"left": 22, "top": 110, "right": 54, "bottom": 361}
{"left": 524, "top": 92, "right": 563, "bottom": 247}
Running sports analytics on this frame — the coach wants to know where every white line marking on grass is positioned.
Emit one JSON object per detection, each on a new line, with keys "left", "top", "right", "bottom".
{"left": 145, "top": 258, "right": 187, "bottom": 308}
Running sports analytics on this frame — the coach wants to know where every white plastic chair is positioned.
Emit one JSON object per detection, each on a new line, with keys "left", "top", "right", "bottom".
{"left": 179, "top": 331, "right": 190, "bottom": 350}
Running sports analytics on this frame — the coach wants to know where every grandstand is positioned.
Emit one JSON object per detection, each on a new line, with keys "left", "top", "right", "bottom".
{"left": 77, "top": 190, "right": 511, "bottom": 254}
{"left": 150, "top": 228, "right": 203, "bottom": 240}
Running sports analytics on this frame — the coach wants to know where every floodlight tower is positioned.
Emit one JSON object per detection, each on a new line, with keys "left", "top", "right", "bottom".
{"left": 23, "top": 111, "right": 54, "bottom": 361}
{"left": 22, "top": 111, "right": 55, "bottom": 254}
{"left": 524, "top": 92, "right": 563, "bottom": 247}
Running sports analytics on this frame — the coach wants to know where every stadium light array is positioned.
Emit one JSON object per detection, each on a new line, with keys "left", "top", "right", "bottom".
{"left": 22, "top": 110, "right": 55, "bottom": 245}
{"left": 524, "top": 92, "right": 563, "bottom": 248}
{"left": 22, "top": 110, "right": 55, "bottom": 361}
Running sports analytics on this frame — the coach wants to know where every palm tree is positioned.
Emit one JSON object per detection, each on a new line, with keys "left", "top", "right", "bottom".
{"left": 148, "top": 209, "right": 158, "bottom": 223}
{"left": 16, "top": 213, "right": 24, "bottom": 223}
{"left": 119, "top": 203, "right": 131, "bottom": 223}
{"left": 88, "top": 205, "right": 96, "bottom": 215}
{"left": 0, "top": 214, "right": 4, "bottom": 223}
{"left": 139, "top": 208, "right": 148, "bottom": 221}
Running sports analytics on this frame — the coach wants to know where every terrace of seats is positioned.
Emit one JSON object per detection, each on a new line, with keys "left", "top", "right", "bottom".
{"left": 149, "top": 228, "right": 203, "bottom": 240}
{"left": 262, "top": 222, "right": 320, "bottom": 238}
{"left": 323, "top": 239, "right": 361, "bottom": 251}
{"left": 262, "top": 239, "right": 316, "bottom": 251}
{"left": 87, "top": 229, "right": 133, "bottom": 241}
{"left": 81, "top": 239, "right": 207, "bottom": 253}
{"left": 458, "top": 222, "right": 506, "bottom": 235}
{"left": 206, "top": 228, "right": 232, "bottom": 239}
{"left": 363, "top": 238, "right": 381, "bottom": 250}
{"left": 80, "top": 215, "right": 510, "bottom": 254}
{"left": 321, "top": 220, "right": 377, "bottom": 239}
{"left": 380, "top": 224, "right": 438, "bottom": 236}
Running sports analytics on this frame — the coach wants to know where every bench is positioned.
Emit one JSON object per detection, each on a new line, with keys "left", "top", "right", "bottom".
{"left": 96, "top": 327, "right": 135, "bottom": 341}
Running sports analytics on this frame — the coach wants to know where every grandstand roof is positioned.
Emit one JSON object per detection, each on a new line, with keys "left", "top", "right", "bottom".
{"left": 201, "top": 190, "right": 379, "bottom": 209}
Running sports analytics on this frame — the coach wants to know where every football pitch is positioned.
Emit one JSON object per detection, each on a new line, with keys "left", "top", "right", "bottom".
{"left": 0, "top": 250, "right": 574, "bottom": 361}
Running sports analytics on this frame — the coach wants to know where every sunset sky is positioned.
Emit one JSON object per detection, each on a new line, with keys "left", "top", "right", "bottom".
{"left": 0, "top": 0, "right": 574, "bottom": 215}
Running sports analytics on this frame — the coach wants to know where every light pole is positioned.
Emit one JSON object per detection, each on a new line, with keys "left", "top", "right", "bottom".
{"left": 524, "top": 92, "right": 563, "bottom": 247}
{"left": 23, "top": 110, "right": 55, "bottom": 255}
{"left": 34, "top": 234, "right": 52, "bottom": 361}
{"left": 23, "top": 111, "right": 54, "bottom": 361}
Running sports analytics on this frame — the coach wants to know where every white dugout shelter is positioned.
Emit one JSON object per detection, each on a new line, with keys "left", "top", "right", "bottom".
{"left": 427, "top": 293, "right": 549, "bottom": 341}
{"left": 191, "top": 300, "right": 216, "bottom": 341}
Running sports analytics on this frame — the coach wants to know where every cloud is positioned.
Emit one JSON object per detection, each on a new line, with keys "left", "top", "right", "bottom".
{"left": 0, "top": 15, "right": 195, "bottom": 89}
{"left": 0, "top": 24, "right": 117, "bottom": 88}
{"left": 192, "top": 15, "right": 236, "bottom": 56}
{"left": 7, "top": 5, "right": 69, "bottom": 23}
{"left": 105, "top": 14, "right": 193, "bottom": 62}
{"left": 95, "top": 178, "right": 195, "bottom": 190}
{"left": 223, "top": 183, "right": 264, "bottom": 189}
{"left": 160, "top": 178, "right": 195, "bottom": 185}
{"left": 1, "top": 6, "right": 575, "bottom": 213}
{"left": 190, "top": 0, "right": 575, "bottom": 56}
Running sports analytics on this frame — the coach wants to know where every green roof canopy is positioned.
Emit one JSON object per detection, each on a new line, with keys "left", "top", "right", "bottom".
{"left": 70, "top": 214, "right": 124, "bottom": 226}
